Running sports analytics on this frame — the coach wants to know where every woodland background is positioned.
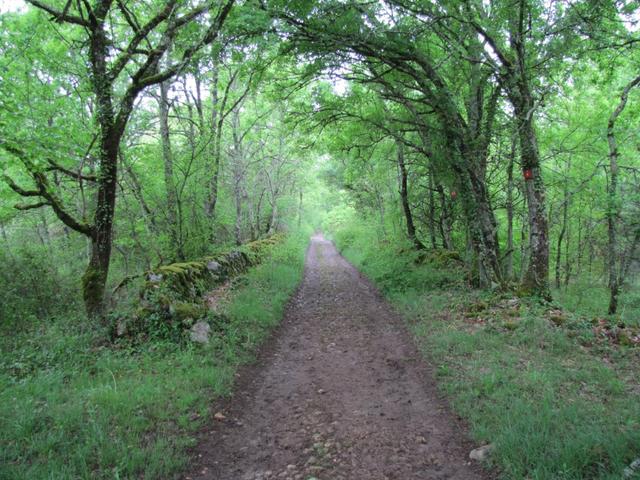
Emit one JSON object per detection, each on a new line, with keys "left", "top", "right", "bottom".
{"left": 1, "top": 0, "right": 640, "bottom": 478}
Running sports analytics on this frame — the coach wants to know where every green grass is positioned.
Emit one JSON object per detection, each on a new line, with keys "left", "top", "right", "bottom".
{"left": 554, "top": 281, "right": 640, "bottom": 328}
{"left": 329, "top": 219, "right": 640, "bottom": 480}
{"left": 0, "top": 232, "right": 308, "bottom": 480}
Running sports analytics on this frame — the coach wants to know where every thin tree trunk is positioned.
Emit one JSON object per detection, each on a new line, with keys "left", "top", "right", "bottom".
{"left": 255, "top": 189, "right": 264, "bottom": 237}
{"left": 194, "top": 70, "right": 205, "bottom": 132}
{"left": 564, "top": 217, "right": 571, "bottom": 289}
{"left": 158, "top": 70, "right": 183, "bottom": 260}
{"left": 555, "top": 179, "right": 569, "bottom": 289}
{"left": 428, "top": 173, "right": 437, "bottom": 249}
{"left": 506, "top": 139, "right": 515, "bottom": 280}
{"left": 122, "top": 159, "right": 158, "bottom": 234}
{"left": 396, "top": 140, "right": 424, "bottom": 250}
{"left": 377, "top": 191, "right": 386, "bottom": 238}
{"left": 622, "top": 226, "right": 640, "bottom": 281}
{"left": 234, "top": 184, "right": 243, "bottom": 246}
{"left": 39, "top": 210, "right": 52, "bottom": 250}
{"left": 576, "top": 214, "right": 583, "bottom": 276}
{"left": 606, "top": 74, "right": 640, "bottom": 314}
{"left": 519, "top": 212, "right": 528, "bottom": 281}
{"left": 436, "top": 184, "right": 453, "bottom": 250}
{"left": 231, "top": 107, "right": 244, "bottom": 245}
{"left": 267, "top": 202, "right": 278, "bottom": 236}
{"left": 298, "top": 190, "right": 303, "bottom": 229}
{"left": 205, "top": 50, "right": 221, "bottom": 223}
{"left": 0, "top": 223, "right": 8, "bottom": 245}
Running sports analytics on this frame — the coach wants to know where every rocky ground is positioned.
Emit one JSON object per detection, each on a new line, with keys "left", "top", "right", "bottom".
{"left": 185, "top": 234, "right": 491, "bottom": 480}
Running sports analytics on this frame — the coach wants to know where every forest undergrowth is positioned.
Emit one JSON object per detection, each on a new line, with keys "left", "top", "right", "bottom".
{"left": 0, "top": 231, "right": 309, "bottom": 480}
{"left": 328, "top": 215, "right": 640, "bottom": 480}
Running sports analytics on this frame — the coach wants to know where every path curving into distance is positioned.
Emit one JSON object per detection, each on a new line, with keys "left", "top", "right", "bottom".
{"left": 186, "top": 234, "right": 490, "bottom": 480}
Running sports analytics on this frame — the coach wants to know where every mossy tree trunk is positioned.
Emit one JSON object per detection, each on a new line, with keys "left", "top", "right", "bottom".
{"left": 606, "top": 73, "right": 640, "bottom": 314}
{"left": 3, "top": 0, "right": 234, "bottom": 320}
{"left": 396, "top": 139, "right": 424, "bottom": 250}
{"left": 506, "top": 138, "right": 515, "bottom": 280}
{"left": 427, "top": 172, "right": 438, "bottom": 249}
{"left": 514, "top": 98, "right": 550, "bottom": 299}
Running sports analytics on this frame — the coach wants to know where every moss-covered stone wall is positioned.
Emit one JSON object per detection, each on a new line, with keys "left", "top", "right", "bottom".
{"left": 115, "top": 235, "right": 285, "bottom": 340}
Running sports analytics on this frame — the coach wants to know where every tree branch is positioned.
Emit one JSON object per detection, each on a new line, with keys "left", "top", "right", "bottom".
{"left": 26, "top": 0, "right": 91, "bottom": 27}
{"left": 45, "top": 158, "right": 97, "bottom": 182}
{"left": 1, "top": 142, "right": 94, "bottom": 236}
{"left": 109, "top": 0, "right": 179, "bottom": 81}
{"left": 15, "top": 201, "right": 51, "bottom": 210}
{"left": 2, "top": 174, "right": 42, "bottom": 197}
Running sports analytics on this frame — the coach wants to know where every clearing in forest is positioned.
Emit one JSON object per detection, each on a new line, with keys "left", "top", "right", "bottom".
{"left": 186, "top": 235, "right": 489, "bottom": 480}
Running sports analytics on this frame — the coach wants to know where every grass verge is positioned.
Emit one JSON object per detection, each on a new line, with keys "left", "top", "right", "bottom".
{"left": 329, "top": 220, "right": 640, "bottom": 480}
{"left": 0, "top": 232, "right": 308, "bottom": 480}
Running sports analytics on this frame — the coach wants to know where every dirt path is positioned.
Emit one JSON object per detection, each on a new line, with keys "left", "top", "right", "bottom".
{"left": 186, "top": 234, "right": 490, "bottom": 480}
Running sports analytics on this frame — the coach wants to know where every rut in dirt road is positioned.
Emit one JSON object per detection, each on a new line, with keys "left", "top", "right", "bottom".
{"left": 187, "top": 234, "right": 490, "bottom": 480}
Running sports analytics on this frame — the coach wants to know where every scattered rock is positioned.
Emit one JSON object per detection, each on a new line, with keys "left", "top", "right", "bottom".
{"left": 147, "top": 272, "right": 163, "bottom": 283}
{"left": 506, "top": 298, "right": 520, "bottom": 308}
{"left": 190, "top": 321, "right": 211, "bottom": 344}
{"left": 207, "top": 260, "right": 221, "bottom": 272}
{"left": 116, "top": 318, "right": 128, "bottom": 337}
{"left": 214, "top": 412, "right": 226, "bottom": 421}
{"left": 548, "top": 309, "right": 567, "bottom": 326}
{"left": 469, "top": 444, "right": 493, "bottom": 462}
{"left": 624, "top": 458, "right": 640, "bottom": 478}
{"left": 619, "top": 329, "right": 640, "bottom": 346}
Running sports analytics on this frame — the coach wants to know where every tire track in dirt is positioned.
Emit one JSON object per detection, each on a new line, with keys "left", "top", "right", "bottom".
{"left": 185, "top": 234, "right": 491, "bottom": 480}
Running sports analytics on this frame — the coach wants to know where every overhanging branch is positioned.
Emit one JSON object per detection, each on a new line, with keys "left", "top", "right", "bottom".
{"left": 26, "top": 0, "right": 91, "bottom": 27}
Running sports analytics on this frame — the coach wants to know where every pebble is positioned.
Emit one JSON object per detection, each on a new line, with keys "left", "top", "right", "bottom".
{"left": 469, "top": 444, "right": 493, "bottom": 461}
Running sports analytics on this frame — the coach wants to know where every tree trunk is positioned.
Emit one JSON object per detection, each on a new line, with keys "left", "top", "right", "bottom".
{"left": 298, "top": 190, "right": 303, "bottom": 229}
{"left": 564, "top": 217, "right": 571, "bottom": 289}
{"left": 205, "top": 51, "right": 221, "bottom": 223}
{"left": 267, "top": 202, "right": 278, "bottom": 235}
{"left": 255, "top": 189, "right": 264, "bottom": 237}
{"left": 461, "top": 166, "right": 503, "bottom": 286}
{"left": 396, "top": 140, "right": 424, "bottom": 250}
{"left": 519, "top": 212, "right": 528, "bottom": 281}
{"left": 234, "top": 184, "right": 243, "bottom": 246}
{"left": 0, "top": 223, "right": 8, "bottom": 245}
{"left": 13, "top": 0, "right": 234, "bottom": 321}
{"left": 231, "top": 107, "right": 245, "bottom": 245}
{"left": 576, "top": 215, "right": 583, "bottom": 276}
{"left": 436, "top": 184, "right": 453, "bottom": 250}
{"left": 506, "top": 140, "right": 515, "bottom": 280}
{"left": 403, "top": 96, "right": 499, "bottom": 278}
{"left": 606, "top": 74, "right": 640, "bottom": 314}
{"left": 82, "top": 139, "right": 118, "bottom": 320}
{"left": 158, "top": 72, "right": 183, "bottom": 260}
{"left": 555, "top": 181, "right": 569, "bottom": 289}
{"left": 82, "top": 23, "right": 118, "bottom": 321}
{"left": 515, "top": 104, "right": 550, "bottom": 298}
{"left": 39, "top": 210, "right": 52, "bottom": 250}
{"left": 427, "top": 172, "right": 438, "bottom": 249}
